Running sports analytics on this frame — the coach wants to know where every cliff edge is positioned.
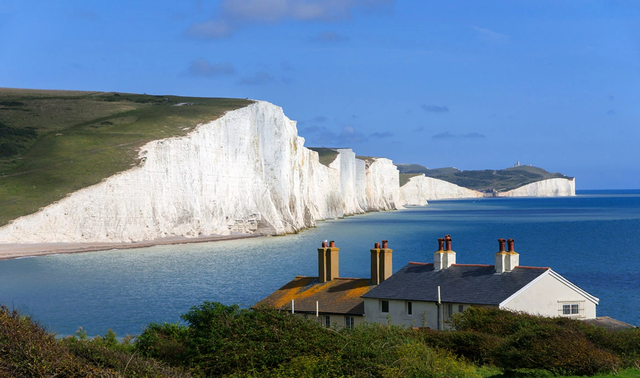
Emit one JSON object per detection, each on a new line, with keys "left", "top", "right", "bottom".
{"left": 0, "top": 102, "right": 401, "bottom": 243}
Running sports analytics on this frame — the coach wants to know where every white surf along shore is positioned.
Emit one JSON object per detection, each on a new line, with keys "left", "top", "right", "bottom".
{"left": 0, "top": 101, "right": 575, "bottom": 247}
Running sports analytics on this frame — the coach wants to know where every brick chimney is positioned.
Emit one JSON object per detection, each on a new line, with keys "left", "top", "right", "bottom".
{"left": 495, "top": 238, "right": 507, "bottom": 273}
{"left": 370, "top": 242, "right": 381, "bottom": 285}
{"left": 318, "top": 240, "right": 339, "bottom": 283}
{"left": 506, "top": 238, "right": 519, "bottom": 271}
{"left": 495, "top": 238, "right": 519, "bottom": 273}
{"left": 434, "top": 235, "right": 456, "bottom": 270}
{"left": 371, "top": 240, "right": 393, "bottom": 285}
{"left": 380, "top": 240, "right": 393, "bottom": 282}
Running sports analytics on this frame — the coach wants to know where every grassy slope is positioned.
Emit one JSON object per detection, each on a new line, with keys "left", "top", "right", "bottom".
{"left": 0, "top": 88, "right": 251, "bottom": 227}
{"left": 396, "top": 163, "right": 572, "bottom": 191}
{"left": 308, "top": 147, "right": 339, "bottom": 167}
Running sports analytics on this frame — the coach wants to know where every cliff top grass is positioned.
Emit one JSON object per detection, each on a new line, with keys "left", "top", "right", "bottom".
{"left": 308, "top": 147, "right": 339, "bottom": 167}
{"left": 396, "top": 163, "right": 572, "bottom": 192}
{"left": 0, "top": 88, "right": 251, "bottom": 227}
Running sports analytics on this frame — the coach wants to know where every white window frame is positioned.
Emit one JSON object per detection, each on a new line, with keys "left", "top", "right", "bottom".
{"left": 558, "top": 301, "right": 584, "bottom": 317}
{"left": 324, "top": 315, "right": 331, "bottom": 328}
{"left": 381, "top": 300, "right": 389, "bottom": 314}
{"left": 345, "top": 315, "right": 355, "bottom": 329}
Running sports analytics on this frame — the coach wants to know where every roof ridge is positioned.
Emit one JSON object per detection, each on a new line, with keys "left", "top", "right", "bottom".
{"left": 452, "top": 263, "right": 492, "bottom": 267}
{"left": 516, "top": 265, "right": 550, "bottom": 270}
{"left": 334, "top": 277, "right": 370, "bottom": 281}
{"left": 409, "top": 262, "right": 433, "bottom": 265}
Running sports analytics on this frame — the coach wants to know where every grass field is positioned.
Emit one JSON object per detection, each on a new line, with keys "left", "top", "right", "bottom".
{"left": 396, "top": 163, "right": 572, "bottom": 192}
{"left": 0, "top": 88, "right": 251, "bottom": 227}
{"left": 309, "top": 147, "right": 339, "bottom": 167}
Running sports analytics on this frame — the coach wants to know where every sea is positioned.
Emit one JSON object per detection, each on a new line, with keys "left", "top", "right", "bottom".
{"left": 0, "top": 189, "right": 639, "bottom": 337}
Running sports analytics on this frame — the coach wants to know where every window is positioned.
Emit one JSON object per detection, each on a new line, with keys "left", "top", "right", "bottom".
{"left": 458, "top": 304, "right": 464, "bottom": 313}
{"left": 381, "top": 300, "right": 389, "bottom": 313}
{"left": 345, "top": 316, "right": 355, "bottom": 329}
{"left": 562, "top": 304, "right": 579, "bottom": 315}
{"left": 407, "top": 301, "right": 413, "bottom": 316}
{"left": 324, "top": 315, "right": 331, "bottom": 328}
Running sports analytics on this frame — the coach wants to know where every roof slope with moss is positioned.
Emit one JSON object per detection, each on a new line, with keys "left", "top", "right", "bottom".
{"left": 257, "top": 276, "right": 374, "bottom": 315}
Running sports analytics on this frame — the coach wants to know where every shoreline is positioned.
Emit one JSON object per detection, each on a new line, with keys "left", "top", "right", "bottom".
{"left": 0, "top": 233, "right": 264, "bottom": 261}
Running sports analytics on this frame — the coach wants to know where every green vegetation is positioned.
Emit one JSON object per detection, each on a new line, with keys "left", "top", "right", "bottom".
{"left": 399, "top": 173, "right": 422, "bottom": 186}
{"left": 3, "top": 302, "right": 640, "bottom": 377}
{"left": 0, "top": 88, "right": 251, "bottom": 226}
{"left": 396, "top": 163, "right": 572, "bottom": 192}
{"left": 0, "top": 304, "right": 188, "bottom": 377}
{"left": 309, "top": 147, "right": 339, "bottom": 167}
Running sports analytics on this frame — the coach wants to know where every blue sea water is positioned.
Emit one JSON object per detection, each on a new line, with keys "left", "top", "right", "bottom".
{"left": 0, "top": 190, "right": 639, "bottom": 337}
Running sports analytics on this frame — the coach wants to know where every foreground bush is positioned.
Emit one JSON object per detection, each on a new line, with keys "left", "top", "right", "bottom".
{"left": 493, "top": 323, "right": 619, "bottom": 376}
{"left": 0, "top": 305, "right": 111, "bottom": 377}
{"left": 450, "top": 307, "right": 623, "bottom": 376}
{"left": 136, "top": 302, "right": 480, "bottom": 377}
{"left": 0, "top": 305, "right": 188, "bottom": 377}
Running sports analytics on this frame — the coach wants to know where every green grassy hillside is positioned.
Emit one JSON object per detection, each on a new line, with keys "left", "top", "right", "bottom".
{"left": 396, "top": 163, "right": 572, "bottom": 192}
{"left": 0, "top": 88, "right": 251, "bottom": 227}
{"left": 308, "top": 147, "right": 339, "bottom": 167}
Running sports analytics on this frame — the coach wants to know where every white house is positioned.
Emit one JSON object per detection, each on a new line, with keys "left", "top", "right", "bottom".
{"left": 362, "top": 236, "right": 599, "bottom": 329}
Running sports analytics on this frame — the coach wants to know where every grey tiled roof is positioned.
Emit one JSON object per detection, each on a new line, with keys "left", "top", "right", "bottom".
{"left": 362, "top": 263, "right": 549, "bottom": 306}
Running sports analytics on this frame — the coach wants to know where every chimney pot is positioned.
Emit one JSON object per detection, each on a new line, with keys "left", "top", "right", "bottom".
{"left": 507, "top": 238, "right": 515, "bottom": 252}
{"left": 382, "top": 240, "right": 388, "bottom": 249}
{"left": 374, "top": 242, "right": 380, "bottom": 249}
{"left": 434, "top": 235, "right": 456, "bottom": 270}
{"left": 445, "top": 235, "right": 452, "bottom": 251}
{"left": 498, "top": 238, "right": 506, "bottom": 252}
{"left": 329, "top": 240, "right": 335, "bottom": 248}
{"left": 322, "top": 241, "right": 327, "bottom": 248}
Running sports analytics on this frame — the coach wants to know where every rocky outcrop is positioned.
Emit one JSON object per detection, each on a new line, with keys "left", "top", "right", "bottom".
{"left": 399, "top": 175, "right": 483, "bottom": 205}
{"left": 498, "top": 178, "right": 576, "bottom": 197}
{"left": 0, "top": 102, "right": 400, "bottom": 243}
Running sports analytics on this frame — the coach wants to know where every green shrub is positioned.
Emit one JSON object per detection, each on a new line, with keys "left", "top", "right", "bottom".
{"left": 0, "top": 305, "right": 114, "bottom": 377}
{"left": 419, "top": 328, "right": 501, "bottom": 365}
{"left": 380, "top": 341, "right": 480, "bottom": 378}
{"left": 176, "top": 302, "right": 341, "bottom": 376}
{"left": 580, "top": 325, "right": 640, "bottom": 367}
{"left": 64, "top": 335, "right": 190, "bottom": 378}
{"left": 492, "top": 322, "right": 619, "bottom": 376}
{"left": 335, "top": 323, "right": 481, "bottom": 378}
{"left": 451, "top": 307, "right": 546, "bottom": 337}
{"left": 135, "top": 322, "right": 190, "bottom": 366}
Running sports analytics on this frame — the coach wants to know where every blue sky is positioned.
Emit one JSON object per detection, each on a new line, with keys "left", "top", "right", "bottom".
{"left": 2, "top": 1, "right": 639, "bottom": 189}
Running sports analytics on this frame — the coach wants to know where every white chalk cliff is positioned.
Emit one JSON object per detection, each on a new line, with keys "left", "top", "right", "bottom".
{"left": 0, "top": 101, "right": 575, "bottom": 244}
{"left": 399, "top": 175, "right": 483, "bottom": 206}
{"left": 498, "top": 178, "right": 576, "bottom": 197}
{"left": 0, "top": 102, "right": 403, "bottom": 243}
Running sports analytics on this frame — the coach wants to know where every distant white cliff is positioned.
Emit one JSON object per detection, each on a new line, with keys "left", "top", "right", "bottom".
{"left": 0, "top": 102, "right": 400, "bottom": 243}
{"left": 399, "top": 175, "right": 483, "bottom": 206}
{"left": 498, "top": 178, "right": 576, "bottom": 197}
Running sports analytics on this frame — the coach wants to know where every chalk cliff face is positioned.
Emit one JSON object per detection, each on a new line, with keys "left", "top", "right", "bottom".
{"left": 364, "top": 158, "right": 401, "bottom": 211}
{"left": 399, "top": 175, "right": 483, "bottom": 205}
{"left": 0, "top": 102, "right": 400, "bottom": 243}
{"left": 0, "top": 101, "right": 577, "bottom": 244}
{"left": 498, "top": 178, "right": 576, "bottom": 197}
